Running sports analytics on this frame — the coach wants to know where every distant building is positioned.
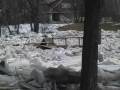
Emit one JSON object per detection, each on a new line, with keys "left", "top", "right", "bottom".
{"left": 42, "top": 0, "right": 120, "bottom": 23}
{"left": 44, "top": 0, "right": 73, "bottom": 23}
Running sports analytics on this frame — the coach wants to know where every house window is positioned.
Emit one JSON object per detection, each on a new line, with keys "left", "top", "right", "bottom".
{"left": 52, "top": 13, "right": 60, "bottom": 21}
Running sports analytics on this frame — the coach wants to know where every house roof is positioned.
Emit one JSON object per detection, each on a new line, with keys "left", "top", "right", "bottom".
{"left": 47, "top": 0, "right": 63, "bottom": 9}
{"left": 45, "top": 0, "right": 56, "bottom": 4}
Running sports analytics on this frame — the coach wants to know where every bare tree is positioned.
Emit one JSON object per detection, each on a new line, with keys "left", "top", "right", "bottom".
{"left": 71, "top": 0, "right": 84, "bottom": 23}
{"left": 1, "top": 0, "right": 22, "bottom": 34}
{"left": 24, "top": 0, "right": 40, "bottom": 33}
{"left": 80, "top": 0, "right": 101, "bottom": 90}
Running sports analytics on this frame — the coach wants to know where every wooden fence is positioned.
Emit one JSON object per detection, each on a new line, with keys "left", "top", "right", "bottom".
{"left": 10, "top": 36, "right": 83, "bottom": 49}
{"left": 45, "top": 36, "right": 83, "bottom": 48}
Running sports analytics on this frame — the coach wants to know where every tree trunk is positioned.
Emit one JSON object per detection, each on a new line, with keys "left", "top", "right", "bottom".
{"left": 31, "top": 10, "right": 39, "bottom": 33}
{"left": 30, "top": 23, "right": 34, "bottom": 32}
{"left": 30, "top": 0, "right": 39, "bottom": 33}
{"left": 33, "top": 22, "right": 39, "bottom": 33}
{"left": 0, "top": 25, "right": 1, "bottom": 37}
{"left": 7, "top": 26, "right": 12, "bottom": 35}
{"left": 80, "top": 0, "right": 101, "bottom": 90}
{"left": 15, "top": 24, "right": 20, "bottom": 34}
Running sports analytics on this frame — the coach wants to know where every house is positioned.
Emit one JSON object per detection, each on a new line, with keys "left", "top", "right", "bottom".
{"left": 46, "top": 0, "right": 120, "bottom": 23}
{"left": 45, "top": 0, "right": 73, "bottom": 23}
